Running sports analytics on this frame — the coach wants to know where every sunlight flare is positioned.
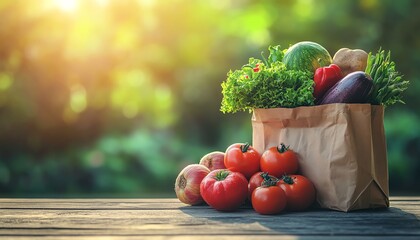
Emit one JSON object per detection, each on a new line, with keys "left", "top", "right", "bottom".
{"left": 53, "top": 0, "right": 78, "bottom": 12}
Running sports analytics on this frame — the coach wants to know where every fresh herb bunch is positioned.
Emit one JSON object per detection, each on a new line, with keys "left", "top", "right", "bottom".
{"left": 365, "top": 49, "right": 409, "bottom": 106}
{"left": 220, "top": 46, "right": 315, "bottom": 113}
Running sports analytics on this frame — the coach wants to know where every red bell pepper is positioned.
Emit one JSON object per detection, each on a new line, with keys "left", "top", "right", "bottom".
{"left": 313, "top": 64, "right": 343, "bottom": 101}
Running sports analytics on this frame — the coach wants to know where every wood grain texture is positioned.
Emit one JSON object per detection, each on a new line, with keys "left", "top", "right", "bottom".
{"left": 0, "top": 197, "right": 419, "bottom": 239}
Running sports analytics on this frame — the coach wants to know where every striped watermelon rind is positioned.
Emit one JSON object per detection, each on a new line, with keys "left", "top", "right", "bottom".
{"left": 282, "top": 41, "right": 332, "bottom": 73}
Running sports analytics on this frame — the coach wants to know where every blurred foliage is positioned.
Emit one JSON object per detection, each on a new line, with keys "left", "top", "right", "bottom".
{"left": 0, "top": 0, "right": 419, "bottom": 196}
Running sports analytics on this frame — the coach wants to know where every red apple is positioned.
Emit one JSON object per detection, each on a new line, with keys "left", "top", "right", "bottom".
{"left": 199, "top": 151, "right": 226, "bottom": 171}
{"left": 174, "top": 164, "right": 210, "bottom": 205}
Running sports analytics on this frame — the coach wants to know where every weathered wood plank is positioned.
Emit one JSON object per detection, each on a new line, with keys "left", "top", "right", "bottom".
{"left": 0, "top": 207, "right": 418, "bottom": 220}
{"left": 0, "top": 208, "right": 419, "bottom": 236}
{"left": 0, "top": 197, "right": 418, "bottom": 210}
{"left": 0, "top": 198, "right": 180, "bottom": 203}
{"left": 0, "top": 198, "right": 419, "bottom": 238}
{"left": 0, "top": 198, "right": 185, "bottom": 210}
{"left": 389, "top": 196, "right": 420, "bottom": 201}
{"left": 3, "top": 236, "right": 420, "bottom": 240}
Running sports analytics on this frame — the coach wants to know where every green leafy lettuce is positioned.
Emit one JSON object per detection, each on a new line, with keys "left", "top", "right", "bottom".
{"left": 220, "top": 45, "right": 315, "bottom": 113}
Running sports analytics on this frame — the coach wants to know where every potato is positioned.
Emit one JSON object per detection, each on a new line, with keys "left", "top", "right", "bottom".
{"left": 332, "top": 48, "right": 368, "bottom": 76}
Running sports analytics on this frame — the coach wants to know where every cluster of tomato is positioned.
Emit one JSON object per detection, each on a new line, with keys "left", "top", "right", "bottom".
{"left": 175, "top": 142, "right": 316, "bottom": 215}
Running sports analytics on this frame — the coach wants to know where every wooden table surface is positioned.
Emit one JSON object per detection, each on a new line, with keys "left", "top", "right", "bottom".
{"left": 0, "top": 197, "right": 419, "bottom": 239}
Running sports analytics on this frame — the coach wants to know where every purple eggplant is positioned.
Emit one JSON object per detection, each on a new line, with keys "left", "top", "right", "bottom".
{"left": 318, "top": 71, "right": 373, "bottom": 105}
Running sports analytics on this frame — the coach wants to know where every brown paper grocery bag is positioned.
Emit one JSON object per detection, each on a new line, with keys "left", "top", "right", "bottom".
{"left": 252, "top": 104, "right": 389, "bottom": 212}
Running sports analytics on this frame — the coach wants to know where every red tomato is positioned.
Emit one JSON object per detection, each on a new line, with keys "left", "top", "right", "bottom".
{"left": 248, "top": 172, "right": 278, "bottom": 200}
{"left": 251, "top": 185, "right": 287, "bottom": 215}
{"left": 224, "top": 143, "right": 260, "bottom": 179}
{"left": 277, "top": 175, "right": 316, "bottom": 211}
{"left": 200, "top": 169, "right": 248, "bottom": 211}
{"left": 260, "top": 143, "right": 299, "bottom": 178}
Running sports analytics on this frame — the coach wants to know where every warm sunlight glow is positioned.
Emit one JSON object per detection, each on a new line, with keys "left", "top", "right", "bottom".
{"left": 53, "top": 0, "right": 78, "bottom": 12}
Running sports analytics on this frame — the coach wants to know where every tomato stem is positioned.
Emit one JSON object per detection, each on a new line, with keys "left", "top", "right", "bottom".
{"left": 277, "top": 143, "right": 289, "bottom": 153}
{"left": 214, "top": 170, "right": 230, "bottom": 181}
{"left": 240, "top": 143, "right": 250, "bottom": 153}
{"left": 261, "top": 172, "right": 279, "bottom": 187}
{"left": 282, "top": 175, "right": 294, "bottom": 185}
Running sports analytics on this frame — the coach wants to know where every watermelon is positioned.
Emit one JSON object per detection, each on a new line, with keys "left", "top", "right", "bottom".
{"left": 283, "top": 41, "right": 332, "bottom": 73}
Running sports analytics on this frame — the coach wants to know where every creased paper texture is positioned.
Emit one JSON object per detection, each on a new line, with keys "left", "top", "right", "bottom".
{"left": 252, "top": 104, "right": 389, "bottom": 212}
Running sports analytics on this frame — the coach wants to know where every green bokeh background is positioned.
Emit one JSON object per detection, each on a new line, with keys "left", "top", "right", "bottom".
{"left": 0, "top": 0, "right": 419, "bottom": 197}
